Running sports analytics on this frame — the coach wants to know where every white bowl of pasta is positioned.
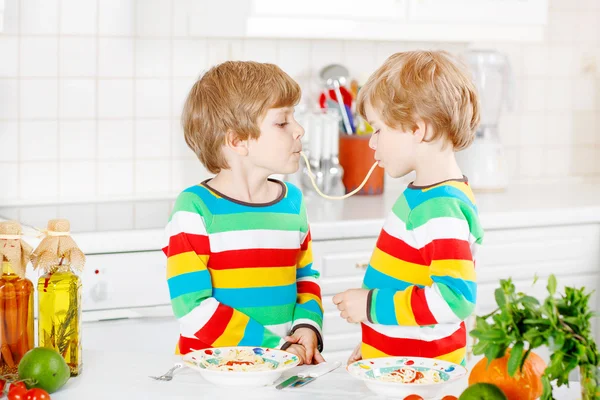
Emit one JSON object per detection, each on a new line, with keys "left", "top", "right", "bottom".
{"left": 182, "top": 347, "right": 300, "bottom": 387}
{"left": 347, "top": 356, "right": 467, "bottom": 400}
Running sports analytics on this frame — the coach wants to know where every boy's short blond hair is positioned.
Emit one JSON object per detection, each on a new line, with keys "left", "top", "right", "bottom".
{"left": 357, "top": 51, "right": 480, "bottom": 150}
{"left": 182, "top": 61, "right": 301, "bottom": 174}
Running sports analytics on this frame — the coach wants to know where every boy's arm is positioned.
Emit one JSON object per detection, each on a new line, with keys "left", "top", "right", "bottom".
{"left": 164, "top": 195, "right": 287, "bottom": 353}
{"left": 367, "top": 200, "right": 481, "bottom": 326}
{"left": 290, "top": 201, "right": 324, "bottom": 351}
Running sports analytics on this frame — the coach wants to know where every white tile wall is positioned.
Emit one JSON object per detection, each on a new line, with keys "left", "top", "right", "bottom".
{"left": 135, "top": 119, "right": 171, "bottom": 159}
{"left": 60, "top": 38, "right": 97, "bottom": 77}
{"left": 59, "top": 120, "right": 96, "bottom": 160}
{"left": 97, "top": 120, "right": 134, "bottom": 159}
{"left": 0, "top": 0, "right": 599, "bottom": 206}
{"left": 0, "top": 38, "right": 18, "bottom": 77}
{"left": 98, "top": 0, "right": 134, "bottom": 36}
{"left": 20, "top": 121, "right": 58, "bottom": 161}
{"left": 98, "top": 38, "right": 134, "bottom": 77}
{"left": 0, "top": 80, "right": 18, "bottom": 119}
{"left": 20, "top": 79, "right": 58, "bottom": 119}
{"left": 98, "top": 80, "right": 133, "bottom": 118}
{"left": 0, "top": 122, "right": 18, "bottom": 162}
{"left": 59, "top": 0, "right": 97, "bottom": 35}
{"left": 59, "top": 79, "right": 96, "bottom": 118}
{"left": 58, "top": 161, "right": 96, "bottom": 198}
{"left": 19, "top": 0, "right": 58, "bottom": 35}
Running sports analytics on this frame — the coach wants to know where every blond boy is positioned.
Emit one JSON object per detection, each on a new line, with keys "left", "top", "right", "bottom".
{"left": 333, "top": 51, "right": 484, "bottom": 366}
{"left": 163, "top": 62, "right": 324, "bottom": 364}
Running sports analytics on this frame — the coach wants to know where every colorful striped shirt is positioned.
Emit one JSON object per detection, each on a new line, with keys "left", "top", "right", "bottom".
{"left": 163, "top": 179, "right": 323, "bottom": 354}
{"left": 361, "top": 178, "right": 483, "bottom": 365}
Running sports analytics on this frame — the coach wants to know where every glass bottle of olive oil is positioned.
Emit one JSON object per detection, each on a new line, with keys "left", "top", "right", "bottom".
{"left": 33, "top": 219, "right": 85, "bottom": 377}
{"left": 37, "top": 270, "right": 82, "bottom": 376}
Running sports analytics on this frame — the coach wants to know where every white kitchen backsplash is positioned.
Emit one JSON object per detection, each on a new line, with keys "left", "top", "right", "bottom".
{"left": 0, "top": 0, "right": 599, "bottom": 205}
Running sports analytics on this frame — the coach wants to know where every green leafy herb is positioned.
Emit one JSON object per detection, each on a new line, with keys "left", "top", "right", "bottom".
{"left": 470, "top": 274, "right": 600, "bottom": 400}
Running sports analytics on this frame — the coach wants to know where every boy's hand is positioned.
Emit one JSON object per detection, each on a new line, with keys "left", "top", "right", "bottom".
{"left": 332, "top": 289, "right": 370, "bottom": 323}
{"left": 348, "top": 343, "right": 362, "bottom": 366}
{"left": 284, "top": 328, "right": 325, "bottom": 364}
{"left": 285, "top": 344, "right": 308, "bottom": 365}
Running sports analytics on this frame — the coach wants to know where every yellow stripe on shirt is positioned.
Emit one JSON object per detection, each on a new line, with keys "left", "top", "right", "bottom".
{"left": 370, "top": 248, "right": 433, "bottom": 286}
{"left": 212, "top": 310, "right": 250, "bottom": 347}
{"left": 392, "top": 287, "right": 417, "bottom": 325}
{"left": 434, "top": 347, "right": 466, "bottom": 365}
{"left": 210, "top": 266, "right": 297, "bottom": 289}
{"left": 167, "top": 251, "right": 209, "bottom": 279}
{"left": 430, "top": 259, "right": 476, "bottom": 281}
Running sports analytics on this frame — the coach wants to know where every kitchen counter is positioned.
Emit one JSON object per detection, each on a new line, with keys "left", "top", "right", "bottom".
{"left": 54, "top": 350, "right": 580, "bottom": 400}
{"left": 60, "top": 181, "right": 600, "bottom": 254}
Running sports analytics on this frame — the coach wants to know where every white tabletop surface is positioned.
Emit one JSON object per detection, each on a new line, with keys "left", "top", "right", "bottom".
{"left": 51, "top": 350, "right": 581, "bottom": 400}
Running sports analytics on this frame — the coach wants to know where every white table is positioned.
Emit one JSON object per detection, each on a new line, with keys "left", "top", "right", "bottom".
{"left": 52, "top": 350, "right": 581, "bottom": 400}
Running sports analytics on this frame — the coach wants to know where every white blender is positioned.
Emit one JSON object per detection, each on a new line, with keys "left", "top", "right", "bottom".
{"left": 457, "top": 50, "right": 514, "bottom": 192}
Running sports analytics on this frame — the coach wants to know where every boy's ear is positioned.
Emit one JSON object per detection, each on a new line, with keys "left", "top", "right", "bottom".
{"left": 412, "top": 119, "right": 427, "bottom": 143}
{"left": 225, "top": 130, "right": 249, "bottom": 156}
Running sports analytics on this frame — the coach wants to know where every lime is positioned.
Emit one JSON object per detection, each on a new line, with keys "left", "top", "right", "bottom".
{"left": 18, "top": 347, "right": 70, "bottom": 393}
{"left": 459, "top": 383, "right": 508, "bottom": 400}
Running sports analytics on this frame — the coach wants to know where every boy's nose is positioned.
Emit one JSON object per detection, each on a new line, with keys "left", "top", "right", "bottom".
{"left": 369, "top": 134, "right": 377, "bottom": 150}
{"left": 295, "top": 125, "right": 305, "bottom": 140}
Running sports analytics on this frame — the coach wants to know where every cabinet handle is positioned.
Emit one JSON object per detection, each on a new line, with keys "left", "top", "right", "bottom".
{"left": 355, "top": 262, "right": 369, "bottom": 269}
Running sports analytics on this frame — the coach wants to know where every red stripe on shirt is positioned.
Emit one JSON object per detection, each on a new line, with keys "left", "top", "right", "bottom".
{"left": 410, "top": 287, "right": 438, "bottom": 325}
{"left": 178, "top": 335, "right": 210, "bottom": 354}
{"left": 426, "top": 239, "right": 473, "bottom": 262}
{"left": 195, "top": 304, "right": 233, "bottom": 345}
{"left": 167, "top": 232, "right": 210, "bottom": 257}
{"left": 361, "top": 322, "right": 466, "bottom": 357}
{"left": 377, "top": 229, "right": 425, "bottom": 265}
{"left": 300, "top": 231, "right": 312, "bottom": 251}
{"left": 297, "top": 281, "right": 322, "bottom": 298}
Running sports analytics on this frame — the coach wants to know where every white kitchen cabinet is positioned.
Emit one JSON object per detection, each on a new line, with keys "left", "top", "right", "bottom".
{"left": 188, "top": 0, "right": 547, "bottom": 42}
{"left": 252, "top": 0, "right": 407, "bottom": 20}
{"left": 0, "top": 0, "right": 4, "bottom": 32}
{"left": 408, "top": 0, "right": 547, "bottom": 25}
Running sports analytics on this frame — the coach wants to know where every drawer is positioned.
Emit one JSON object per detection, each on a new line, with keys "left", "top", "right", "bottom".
{"left": 312, "top": 238, "right": 377, "bottom": 278}
{"left": 476, "top": 273, "right": 599, "bottom": 314}
{"left": 323, "top": 332, "right": 361, "bottom": 352}
{"left": 478, "top": 224, "right": 600, "bottom": 271}
{"left": 320, "top": 276, "right": 364, "bottom": 296}
{"left": 324, "top": 311, "right": 350, "bottom": 335}
{"left": 79, "top": 251, "right": 170, "bottom": 311}
{"left": 477, "top": 259, "right": 599, "bottom": 284}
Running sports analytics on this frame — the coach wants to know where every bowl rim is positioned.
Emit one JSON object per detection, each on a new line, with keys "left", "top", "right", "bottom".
{"left": 182, "top": 346, "right": 301, "bottom": 374}
{"left": 346, "top": 356, "right": 468, "bottom": 386}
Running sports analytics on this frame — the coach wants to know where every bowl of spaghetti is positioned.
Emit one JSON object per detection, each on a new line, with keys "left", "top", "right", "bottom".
{"left": 182, "top": 347, "right": 300, "bottom": 387}
{"left": 347, "top": 357, "right": 467, "bottom": 399}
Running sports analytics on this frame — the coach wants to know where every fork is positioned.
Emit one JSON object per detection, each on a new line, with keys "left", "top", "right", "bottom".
{"left": 149, "top": 363, "right": 183, "bottom": 381}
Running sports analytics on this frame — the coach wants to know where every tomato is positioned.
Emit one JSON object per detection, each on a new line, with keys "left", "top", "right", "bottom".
{"left": 442, "top": 396, "right": 458, "bottom": 400}
{"left": 10, "top": 382, "right": 27, "bottom": 391}
{"left": 7, "top": 386, "right": 28, "bottom": 400}
{"left": 0, "top": 379, "right": 5, "bottom": 393}
{"left": 26, "top": 388, "right": 51, "bottom": 400}
{"left": 404, "top": 396, "right": 424, "bottom": 400}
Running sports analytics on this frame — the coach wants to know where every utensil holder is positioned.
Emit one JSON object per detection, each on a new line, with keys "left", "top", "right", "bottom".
{"left": 338, "top": 134, "right": 384, "bottom": 195}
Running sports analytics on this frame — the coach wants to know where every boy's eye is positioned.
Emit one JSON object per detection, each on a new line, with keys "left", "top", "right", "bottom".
{"left": 276, "top": 122, "right": 289, "bottom": 127}
{"left": 374, "top": 129, "right": 380, "bottom": 135}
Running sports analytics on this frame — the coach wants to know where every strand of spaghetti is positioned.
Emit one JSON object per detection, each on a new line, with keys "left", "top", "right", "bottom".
{"left": 300, "top": 152, "right": 379, "bottom": 200}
